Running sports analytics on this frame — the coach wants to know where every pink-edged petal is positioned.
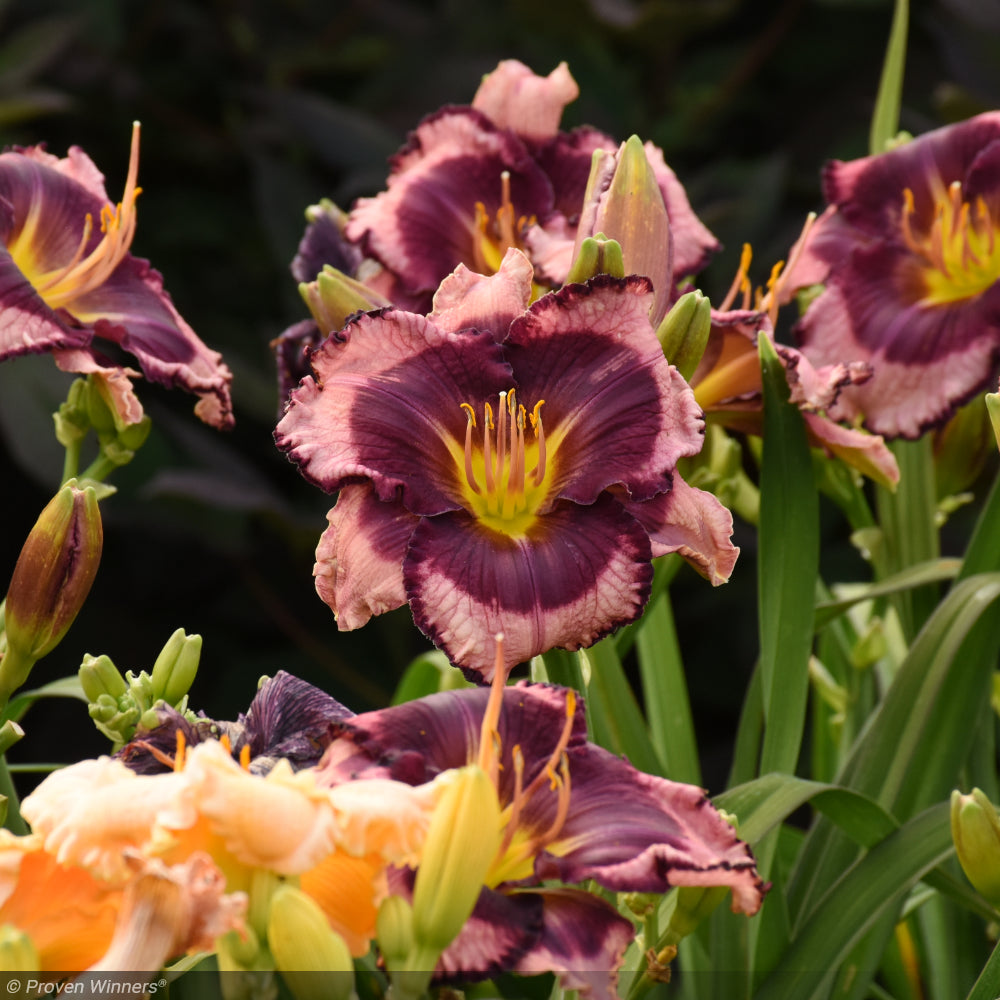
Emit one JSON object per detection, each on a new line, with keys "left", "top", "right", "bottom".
{"left": 802, "top": 412, "right": 900, "bottom": 488}
{"left": 275, "top": 308, "right": 512, "bottom": 515}
{"left": 797, "top": 276, "right": 1000, "bottom": 438}
{"left": 776, "top": 340, "right": 872, "bottom": 413}
{"left": 822, "top": 112, "right": 1000, "bottom": 235}
{"left": 779, "top": 205, "right": 839, "bottom": 298}
{"left": 70, "top": 256, "right": 234, "bottom": 429}
{"left": 508, "top": 276, "right": 706, "bottom": 504}
{"left": 314, "top": 483, "right": 415, "bottom": 630}
{"left": 345, "top": 109, "right": 554, "bottom": 294}
{"left": 512, "top": 889, "right": 634, "bottom": 1000}
{"left": 429, "top": 247, "right": 532, "bottom": 338}
{"left": 403, "top": 497, "right": 652, "bottom": 680}
{"left": 531, "top": 746, "right": 765, "bottom": 915}
{"left": 622, "top": 474, "right": 739, "bottom": 585}
{"left": 472, "top": 60, "right": 579, "bottom": 142}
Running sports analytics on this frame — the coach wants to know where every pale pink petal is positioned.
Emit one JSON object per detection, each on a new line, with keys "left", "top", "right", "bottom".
{"left": 472, "top": 60, "right": 579, "bottom": 141}
{"left": 802, "top": 412, "right": 900, "bottom": 488}
{"left": 314, "top": 483, "right": 414, "bottom": 631}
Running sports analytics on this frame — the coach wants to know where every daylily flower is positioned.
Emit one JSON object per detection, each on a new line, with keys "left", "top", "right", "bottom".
{"left": 274, "top": 249, "right": 738, "bottom": 681}
{"left": 343, "top": 59, "right": 718, "bottom": 311}
{"left": 316, "top": 649, "right": 766, "bottom": 999}
{"left": 0, "top": 124, "right": 233, "bottom": 428}
{"left": 786, "top": 112, "right": 1000, "bottom": 438}
{"left": 690, "top": 244, "right": 900, "bottom": 490}
{"left": 21, "top": 737, "right": 440, "bottom": 960}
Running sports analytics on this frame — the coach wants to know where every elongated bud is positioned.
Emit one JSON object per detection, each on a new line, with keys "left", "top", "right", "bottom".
{"left": 572, "top": 136, "right": 673, "bottom": 324}
{"left": 951, "top": 788, "right": 1000, "bottom": 906}
{"left": 79, "top": 652, "right": 129, "bottom": 703}
{"left": 300, "top": 265, "right": 391, "bottom": 337}
{"left": 656, "top": 290, "right": 712, "bottom": 382}
{"left": 268, "top": 885, "right": 354, "bottom": 1000}
{"left": 53, "top": 377, "right": 92, "bottom": 449}
{"left": 150, "top": 627, "right": 202, "bottom": 706}
{"left": 565, "top": 235, "right": 625, "bottom": 284}
{"left": 986, "top": 391, "right": 1000, "bottom": 452}
{"left": 376, "top": 895, "right": 415, "bottom": 973}
{"left": 407, "top": 765, "right": 502, "bottom": 976}
{"left": 2, "top": 481, "right": 103, "bottom": 700}
{"left": 0, "top": 924, "right": 39, "bottom": 971}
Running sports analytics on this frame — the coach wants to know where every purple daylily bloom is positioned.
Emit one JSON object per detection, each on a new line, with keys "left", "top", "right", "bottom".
{"left": 786, "top": 112, "right": 1000, "bottom": 439}
{"left": 0, "top": 125, "right": 233, "bottom": 428}
{"left": 343, "top": 59, "right": 719, "bottom": 311}
{"left": 274, "top": 249, "right": 738, "bottom": 681}
{"left": 316, "top": 675, "right": 766, "bottom": 997}
{"left": 119, "top": 670, "right": 354, "bottom": 776}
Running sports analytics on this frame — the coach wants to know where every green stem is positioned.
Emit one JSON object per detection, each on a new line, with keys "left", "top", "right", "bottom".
{"left": 0, "top": 754, "right": 27, "bottom": 834}
{"left": 78, "top": 453, "right": 118, "bottom": 483}
{"left": 61, "top": 435, "right": 82, "bottom": 485}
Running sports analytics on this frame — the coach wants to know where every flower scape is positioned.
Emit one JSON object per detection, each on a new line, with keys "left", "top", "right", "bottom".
{"left": 4, "top": 15, "right": 1000, "bottom": 1000}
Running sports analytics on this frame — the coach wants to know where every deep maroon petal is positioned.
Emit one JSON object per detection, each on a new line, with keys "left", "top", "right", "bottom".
{"left": 290, "top": 201, "right": 363, "bottom": 284}
{"left": 404, "top": 497, "right": 653, "bottom": 680}
{"left": 513, "top": 889, "right": 634, "bottom": 1000}
{"left": 531, "top": 744, "right": 766, "bottom": 915}
{"left": 73, "top": 256, "right": 234, "bottom": 429}
{"left": 823, "top": 112, "right": 1000, "bottom": 235}
{"left": 272, "top": 318, "right": 323, "bottom": 403}
{"left": 313, "top": 483, "right": 415, "bottom": 630}
{"left": 275, "top": 308, "right": 512, "bottom": 514}
{"left": 318, "top": 681, "right": 586, "bottom": 799}
{"left": 508, "top": 276, "right": 706, "bottom": 505}
{"left": 346, "top": 108, "right": 554, "bottom": 295}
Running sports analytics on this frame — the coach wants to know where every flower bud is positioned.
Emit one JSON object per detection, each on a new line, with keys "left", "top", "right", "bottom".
{"left": 300, "top": 265, "right": 391, "bottom": 338}
{"left": 656, "top": 290, "right": 712, "bottom": 383}
{"left": 150, "top": 628, "right": 202, "bottom": 706}
{"left": 79, "top": 653, "right": 129, "bottom": 703}
{"left": 410, "top": 765, "right": 501, "bottom": 954}
{"left": 0, "top": 924, "right": 39, "bottom": 971}
{"left": 53, "top": 378, "right": 92, "bottom": 449}
{"left": 985, "top": 390, "right": 1000, "bottom": 452}
{"left": 565, "top": 235, "right": 625, "bottom": 284}
{"left": 376, "top": 895, "right": 415, "bottom": 973}
{"left": 572, "top": 136, "right": 673, "bottom": 324}
{"left": 951, "top": 788, "right": 1000, "bottom": 906}
{"left": 2, "top": 481, "right": 103, "bottom": 700}
{"left": 268, "top": 885, "right": 354, "bottom": 1000}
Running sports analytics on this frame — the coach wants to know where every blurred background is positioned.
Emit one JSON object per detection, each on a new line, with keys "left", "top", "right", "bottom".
{"left": 0, "top": 0, "right": 996, "bottom": 790}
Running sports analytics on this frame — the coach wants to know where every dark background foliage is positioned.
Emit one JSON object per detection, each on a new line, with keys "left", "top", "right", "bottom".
{"left": 0, "top": 0, "right": 996, "bottom": 789}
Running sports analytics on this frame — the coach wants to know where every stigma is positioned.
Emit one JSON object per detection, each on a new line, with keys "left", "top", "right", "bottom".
{"left": 900, "top": 181, "right": 1000, "bottom": 305}
{"left": 24, "top": 122, "right": 143, "bottom": 311}
{"left": 460, "top": 388, "right": 548, "bottom": 535}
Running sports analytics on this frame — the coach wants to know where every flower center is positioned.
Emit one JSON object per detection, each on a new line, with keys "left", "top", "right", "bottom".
{"left": 9, "top": 122, "right": 142, "bottom": 312}
{"left": 476, "top": 636, "right": 575, "bottom": 888}
{"left": 458, "top": 388, "right": 549, "bottom": 537}
{"left": 472, "top": 171, "right": 534, "bottom": 275}
{"left": 901, "top": 181, "right": 1000, "bottom": 306}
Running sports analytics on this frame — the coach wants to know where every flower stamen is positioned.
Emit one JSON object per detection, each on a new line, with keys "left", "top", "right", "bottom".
{"left": 30, "top": 122, "right": 143, "bottom": 311}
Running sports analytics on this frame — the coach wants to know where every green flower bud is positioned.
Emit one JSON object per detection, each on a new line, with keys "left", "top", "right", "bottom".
{"left": 150, "top": 628, "right": 202, "bottom": 706}
{"left": 268, "top": 885, "right": 354, "bottom": 1000}
{"left": 53, "top": 378, "right": 92, "bottom": 449}
{"left": 565, "top": 235, "right": 626, "bottom": 284}
{"left": 0, "top": 924, "right": 39, "bottom": 971}
{"left": 986, "top": 391, "right": 1000, "bottom": 452}
{"left": 409, "top": 765, "right": 501, "bottom": 960}
{"left": 655, "top": 290, "right": 712, "bottom": 383}
{"left": 300, "top": 265, "right": 391, "bottom": 338}
{"left": 951, "top": 788, "right": 1000, "bottom": 906}
{"left": 79, "top": 653, "right": 129, "bottom": 703}
{"left": 2, "top": 481, "right": 103, "bottom": 700}
{"left": 665, "top": 885, "right": 730, "bottom": 942}
{"left": 376, "top": 895, "right": 415, "bottom": 973}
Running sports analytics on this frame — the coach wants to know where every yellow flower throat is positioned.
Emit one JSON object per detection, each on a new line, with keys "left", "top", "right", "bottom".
{"left": 901, "top": 180, "right": 1000, "bottom": 306}
{"left": 458, "top": 388, "right": 549, "bottom": 537}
